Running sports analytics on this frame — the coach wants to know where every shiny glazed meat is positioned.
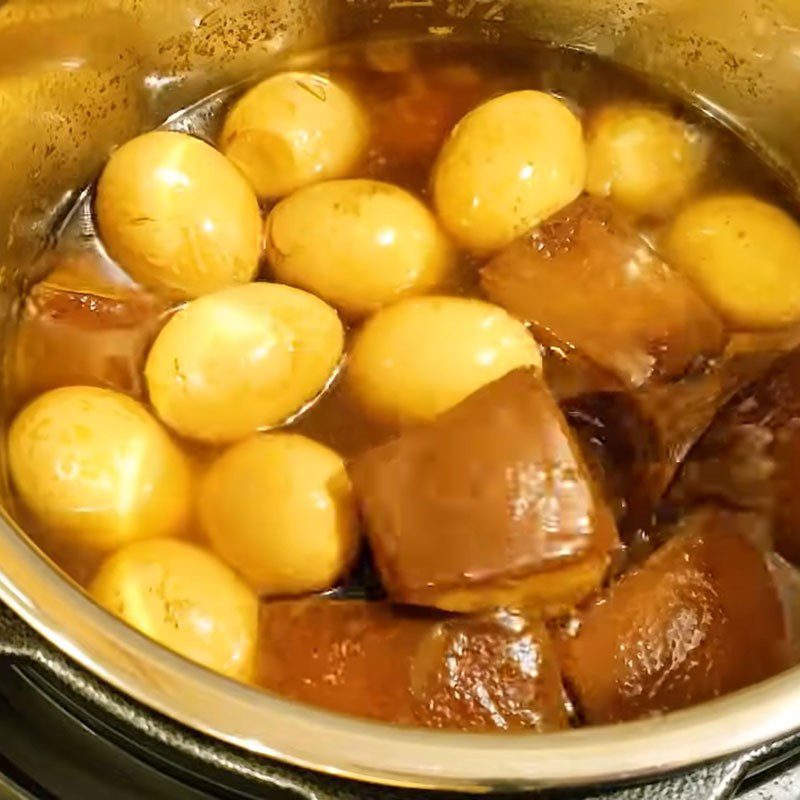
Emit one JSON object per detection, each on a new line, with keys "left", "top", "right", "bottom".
{"left": 10, "top": 259, "right": 165, "bottom": 405}
{"left": 669, "top": 348, "right": 800, "bottom": 565}
{"left": 257, "top": 599, "right": 568, "bottom": 731}
{"left": 349, "top": 368, "right": 619, "bottom": 613}
{"left": 559, "top": 515, "right": 791, "bottom": 723}
{"left": 566, "top": 344, "right": 793, "bottom": 531}
{"left": 481, "top": 197, "right": 726, "bottom": 389}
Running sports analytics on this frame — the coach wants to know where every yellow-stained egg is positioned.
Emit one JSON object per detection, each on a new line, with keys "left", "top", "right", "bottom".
{"left": 90, "top": 538, "right": 258, "bottom": 681}
{"left": 348, "top": 296, "right": 542, "bottom": 426}
{"left": 219, "top": 71, "right": 368, "bottom": 199}
{"left": 665, "top": 194, "right": 800, "bottom": 330}
{"left": 145, "top": 282, "right": 344, "bottom": 443}
{"left": 586, "top": 104, "right": 708, "bottom": 217}
{"left": 432, "top": 90, "right": 586, "bottom": 252}
{"left": 96, "top": 131, "right": 261, "bottom": 298}
{"left": 199, "top": 433, "right": 359, "bottom": 596}
{"left": 265, "top": 179, "right": 454, "bottom": 319}
{"left": 8, "top": 386, "right": 191, "bottom": 551}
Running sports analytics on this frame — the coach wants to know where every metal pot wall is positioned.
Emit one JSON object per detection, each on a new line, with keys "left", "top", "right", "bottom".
{"left": 1, "top": 0, "right": 800, "bottom": 795}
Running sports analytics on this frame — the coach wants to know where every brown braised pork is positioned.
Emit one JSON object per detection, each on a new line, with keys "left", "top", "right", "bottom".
{"left": 669, "top": 347, "right": 800, "bottom": 566}
{"left": 558, "top": 512, "right": 791, "bottom": 723}
{"left": 11, "top": 252, "right": 166, "bottom": 407}
{"left": 349, "top": 368, "right": 618, "bottom": 613}
{"left": 257, "top": 599, "right": 568, "bottom": 732}
{"left": 481, "top": 196, "right": 726, "bottom": 389}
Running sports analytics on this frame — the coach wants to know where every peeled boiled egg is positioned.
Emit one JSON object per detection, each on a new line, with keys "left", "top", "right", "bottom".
{"left": 347, "top": 295, "right": 542, "bottom": 426}
{"left": 96, "top": 131, "right": 262, "bottom": 298}
{"left": 666, "top": 194, "right": 800, "bottom": 329}
{"left": 219, "top": 71, "right": 368, "bottom": 199}
{"left": 199, "top": 433, "right": 359, "bottom": 596}
{"left": 265, "top": 179, "right": 454, "bottom": 319}
{"left": 90, "top": 538, "right": 259, "bottom": 681}
{"left": 145, "top": 282, "right": 344, "bottom": 443}
{"left": 8, "top": 386, "right": 191, "bottom": 551}
{"left": 586, "top": 104, "right": 708, "bottom": 217}
{"left": 431, "top": 90, "right": 586, "bottom": 252}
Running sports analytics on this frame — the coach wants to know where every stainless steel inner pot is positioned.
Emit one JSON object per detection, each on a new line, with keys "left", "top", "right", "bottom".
{"left": 1, "top": 0, "right": 800, "bottom": 793}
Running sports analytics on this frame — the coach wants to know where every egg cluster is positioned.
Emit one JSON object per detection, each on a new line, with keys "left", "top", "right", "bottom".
{"left": 9, "top": 64, "right": 800, "bottom": 685}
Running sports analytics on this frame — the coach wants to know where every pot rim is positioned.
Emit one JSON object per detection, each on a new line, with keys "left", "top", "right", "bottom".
{"left": 0, "top": 507, "right": 798, "bottom": 792}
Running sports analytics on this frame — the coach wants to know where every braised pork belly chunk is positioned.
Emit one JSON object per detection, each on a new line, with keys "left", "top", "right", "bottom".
{"left": 562, "top": 338, "right": 796, "bottom": 530}
{"left": 349, "top": 368, "right": 619, "bottom": 613}
{"left": 257, "top": 599, "right": 568, "bottom": 731}
{"left": 11, "top": 256, "right": 165, "bottom": 404}
{"left": 670, "top": 348, "right": 800, "bottom": 566}
{"left": 559, "top": 512, "right": 791, "bottom": 723}
{"left": 481, "top": 197, "right": 726, "bottom": 389}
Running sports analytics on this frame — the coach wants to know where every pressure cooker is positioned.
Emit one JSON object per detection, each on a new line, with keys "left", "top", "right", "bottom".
{"left": 2, "top": 1, "right": 800, "bottom": 797}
